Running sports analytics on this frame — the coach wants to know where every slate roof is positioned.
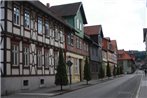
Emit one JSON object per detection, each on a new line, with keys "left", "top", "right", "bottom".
{"left": 84, "top": 25, "right": 102, "bottom": 35}
{"left": 49, "top": 2, "right": 87, "bottom": 24}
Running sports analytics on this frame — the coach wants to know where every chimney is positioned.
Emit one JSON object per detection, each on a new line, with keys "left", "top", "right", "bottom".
{"left": 46, "top": 3, "right": 50, "bottom": 8}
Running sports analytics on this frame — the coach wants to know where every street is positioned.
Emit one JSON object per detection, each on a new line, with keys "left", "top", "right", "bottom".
{"left": 2, "top": 71, "right": 145, "bottom": 98}
{"left": 52, "top": 74, "right": 142, "bottom": 98}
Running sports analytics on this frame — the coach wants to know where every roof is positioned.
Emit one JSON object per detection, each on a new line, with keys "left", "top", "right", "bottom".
{"left": 143, "top": 28, "right": 147, "bottom": 42}
{"left": 111, "top": 40, "right": 118, "bottom": 52}
{"left": 49, "top": 2, "right": 87, "bottom": 24}
{"left": 118, "top": 50, "right": 133, "bottom": 60}
{"left": 84, "top": 25, "right": 102, "bottom": 35}
{"left": 27, "top": 1, "right": 76, "bottom": 31}
{"left": 102, "top": 38, "right": 107, "bottom": 50}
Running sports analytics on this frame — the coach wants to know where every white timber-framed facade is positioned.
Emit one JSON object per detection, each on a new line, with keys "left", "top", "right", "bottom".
{"left": 0, "top": 1, "right": 75, "bottom": 95}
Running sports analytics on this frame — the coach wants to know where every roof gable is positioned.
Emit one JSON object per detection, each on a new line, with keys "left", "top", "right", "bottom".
{"left": 111, "top": 40, "right": 118, "bottom": 51}
{"left": 84, "top": 25, "right": 103, "bottom": 36}
{"left": 49, "top": 2, "right": 87, "bottom": 24}
{"left": 118, "top": 50, "right": 133, "bottom": 60}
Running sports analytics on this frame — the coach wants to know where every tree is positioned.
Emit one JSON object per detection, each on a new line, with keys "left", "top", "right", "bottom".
{"left": 117, "top": 66, "right": 120, "bottom": 75}
{"left": 98, "top": 65, "right": 105, "bottom": 79}
{"left": 106, "top": 63, "right": 111, "bottom": 78}
{"left": 120, "top": 65, "right": 123, "bottom": 74}
{"left": 55, "top": 49, "right": 68, "bottom": 91}
{"left": 113, "top": 65, "right": 116, "bottom": 77}
{"left": 84, "top": 57, "right": 91, "bottom": 85}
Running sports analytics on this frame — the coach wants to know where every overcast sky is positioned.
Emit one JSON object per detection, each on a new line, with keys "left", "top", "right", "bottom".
{"left": 40, "top": 0, "right": 146, "bottom": 51}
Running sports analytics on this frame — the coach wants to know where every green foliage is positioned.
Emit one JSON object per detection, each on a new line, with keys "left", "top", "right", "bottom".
{"left": 117, "top": 66, "right": 120, "bottom": 75}
{"left": 98, "top": 65, "right": 105, "bottom": 79}
{"left": 106, "top": 63, "right": 111, "bottom": 77}
{"left": 55, "top": 49, "right": 68, "bottom": 90}
{"left": 113, "top": 65, "right": 116, "bottom": 77}
{"left": 84, "top": 57, "right": 91, "bottom": 84}
{"left": 120, "top": 66, "right": 123, "bottom": 74}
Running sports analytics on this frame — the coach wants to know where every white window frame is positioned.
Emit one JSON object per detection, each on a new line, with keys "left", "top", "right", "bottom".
{"left": 13, "top": 5, "right": 20, "bottom": 25}
{"left": 77, "top": 18, "right": 79, "bottom": 29}
{"left": 74, "top": 58, "right": 79, "bottom": 74}
{"left": 24, "top": 46, "right": 30, "bottom": 66}
{"left": 12, "top": 44, "right": 19, "bottom": 66}
{"left": 38, "top": 17, "right": 43, "bottom": 34}
{"left": 37, "top": 49, "right": 42, "bottom": 67}
{"left": 24, "top": 10, "right": 30, "bottom": 29}
{"left": 45, "top": 21, "right": 50, "bottom": 37}
{"left": 45, "top": 50, "right": 49, "bottom": 67}
{"left": 60, "top": 30, "right": 64, "bottom": 43}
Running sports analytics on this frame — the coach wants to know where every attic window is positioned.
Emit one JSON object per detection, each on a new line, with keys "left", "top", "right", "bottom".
{"left": 77, "top": 18, "right": 79, "bottom": 29}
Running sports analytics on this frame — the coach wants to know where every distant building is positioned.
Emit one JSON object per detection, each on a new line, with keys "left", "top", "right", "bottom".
{"left": 143, "top": 28, "right": 147, "bottom": 51}
{"left": 84, "top": 25, "right": 104, "bottom": 79}
{"left": 117, "top": 50, "right": 135, "bottom": 74}
{"left": 102, "top": 37, "right": 116, "bottom": 76}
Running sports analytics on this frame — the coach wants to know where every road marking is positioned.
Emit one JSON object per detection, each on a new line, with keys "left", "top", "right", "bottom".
{"left": 135, "top": 75, "right": 143, "bottom": 98}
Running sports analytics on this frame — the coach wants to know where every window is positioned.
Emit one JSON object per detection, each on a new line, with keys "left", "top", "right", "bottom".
{"left": 79, "top": 40, "right": 82, "bottom": 49}
{"left": 76, "top": 38, "right": 80, "bottom": 48}
{"left": 37, "top": 49, "right": 42, "bottom": 67}
{"left": 45, "top": 50, "right": 49, "bottom": 67}
{"left": 80, "top": 23, "right": 82, "bottom": 31}
{"left": 12, "top": 44, "right": 19, "bottom": 66}
{"left": 67, "top": 34, "right": 71, "bottom": 45}
{"left": 60, "top": 31, "right": 64, "bottom": 42}
{"left": 55, "top": 27, "right": 58, "bottom": 41}
{"left": 23, "top": 46, "right": 29, "bottom": 66}
{"left": 38, "top": 17, "right": 42, "bottom": 34}
{"left": 54, "top": 51, "right": 58, "bottom": 69}
{"left": 67, "top": 33, "right": 74, "bottom": 46}
{"left": 40, "top": 79, "right": 44, "bottom": 85}
{"left": 71, "top": 33, "right": 74, "bottom": 46}
{"left": 24, "top": 10, "right": 30, "bottom": 28}
{"left": 74, "top": 58, "right": 79, "bottom": 74}
{"left": 13, "top": 6, "right": 20, "bottom": 25}
{"left": 77, "top": 18, "right": 79, "bottom": 29}
{"left": 45, "top": 21, "right": 50, "bottom": 37}
{"left": 23, "top": 80, "right": 29, "bottom": 86}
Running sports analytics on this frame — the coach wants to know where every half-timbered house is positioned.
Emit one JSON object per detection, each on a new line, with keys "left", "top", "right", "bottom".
{"left": 49, "top": 2, "right": 89, "bottom": 83}
{"left": 0, "top": 1, "right": 76, "bottom": 95}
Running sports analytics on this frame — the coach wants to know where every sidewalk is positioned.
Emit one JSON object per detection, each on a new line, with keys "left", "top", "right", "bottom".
{"left": 2, "top": 76, "right": 122, "bottom": 98}
{"left": 137, "top": 75, "right": 147, "bottom": 98}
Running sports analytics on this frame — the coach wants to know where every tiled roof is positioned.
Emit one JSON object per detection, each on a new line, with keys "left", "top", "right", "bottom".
{"left": 111, "top": 40, "right": 117, "bottom": 52}
{"left": 118, "top": 50, "right": 133, "bottom": 60}
{"left": 102, "top": 38, "right": 109, "bottom": 50}
{"left": 49, "top": 2, "right": 87, "bottom": 24}
{"left": 84, "top": 25, "right": 101, "bottom": 35}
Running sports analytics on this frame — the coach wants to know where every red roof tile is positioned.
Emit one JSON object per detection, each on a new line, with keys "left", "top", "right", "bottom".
{"left": 111, "top": 40, "right": 118, "bottom": 52}
{"left": 84, "top": 25, "right": 101, "bottom": 35}
{"left": 118, "top": 50, "right": 133, "bottom": 60}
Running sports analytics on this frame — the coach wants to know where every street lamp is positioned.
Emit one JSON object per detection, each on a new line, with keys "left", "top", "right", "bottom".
{"left": 66, "top": 56, "right": 73, "bottom": 85}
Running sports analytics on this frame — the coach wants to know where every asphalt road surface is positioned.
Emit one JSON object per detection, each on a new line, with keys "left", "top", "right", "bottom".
{"left": 52, "top": 74, "right": 142, "bottom": 98}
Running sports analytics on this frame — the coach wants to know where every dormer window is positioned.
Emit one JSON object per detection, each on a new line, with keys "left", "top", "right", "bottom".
{"left": 77, "top": 18, "right": 79, "bottom": 29}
